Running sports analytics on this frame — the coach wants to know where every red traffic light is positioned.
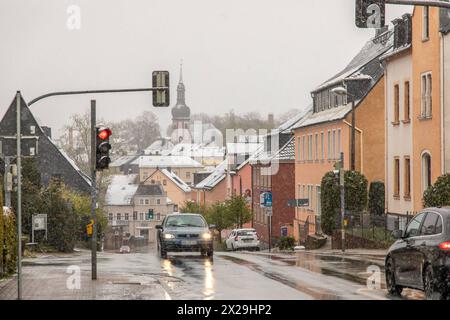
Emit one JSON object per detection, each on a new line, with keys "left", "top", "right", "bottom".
{"left": 97, "top": 128, "right": 112, "bottom": 140}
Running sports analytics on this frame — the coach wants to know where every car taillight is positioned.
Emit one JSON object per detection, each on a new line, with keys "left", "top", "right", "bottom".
{"left": 438, "top": 242, "right": 450, "bottom": 251}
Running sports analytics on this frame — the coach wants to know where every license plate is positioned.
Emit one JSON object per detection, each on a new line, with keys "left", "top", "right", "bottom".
{"left": 182, "top": 240, "right": 197, "bottom": 246}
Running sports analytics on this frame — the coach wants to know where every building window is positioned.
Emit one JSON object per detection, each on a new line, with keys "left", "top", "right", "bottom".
{"left": 157, "top": 213, "right": 161, "bottom": 221}
{"left": 186, "top": 172, "right": 191, "bottom": 179}
{"left": 320, "top": 132, "right": 324, "bottom": 160}
{"left": 404, "top": 81, "right": 410, "bottom": 121}
{"left": 125, "top": 213, "right": 129, "bottom": 221}
{"left": 316, "top": 186, "right": 321, "bottom": 216}
{"left": 327, "top": 131, "right": 331, "bottom": 160}
{"left": 422, "top": 152, "right": 432, "bottom": 191}
{"left": 302, "top": 136, "right": 306, "bottom": 161}
{"left": 308, "top": 135, "right": 313, "bottom": 160}
{"left": 423, "top": 6, "right": 429, "bottom": 40}
{"left": 421, "top": 73, "right": 432, "bottom": 118}
{"left": 394, "top": 84, "right": 400, "bottom": 124}
{"left": 332, "top": 130, "right": 336, "bottom": 160}
{"left": 157, "top": 199, "right": 161, "bottom": 205}
{"left": 314, "top": 133, "right": 319, "bottom": 160}
{"left": 163, "top": 179, "right": 167, "bottom": 186}
{"left": 139, "top": 212, "right": 144, "bottom": 221}
{"left": 133, "top": 212, "right": 137, "bottom": 220}
{"left": 108, "top": 213, "right": 113, "bottom": 221}
{"left": 117, "top": 213, "right": 121, "bottom": 221}
{"left": 394, "top": 158, "right": 400, "bottom": 198}
{"left": 404, "top": 157, "right": 411, "bottom": 199}
{"left": 139, "top": 199, "right": 144, "bottom": 205}
{"left": 337, "top": 129, "right": 341, "bottom": 158}
{"left": 297, "top": 137, "right": 301, "bottom": 160}
{"left": 145, "top": 199, "right": 149, "bottom": 205}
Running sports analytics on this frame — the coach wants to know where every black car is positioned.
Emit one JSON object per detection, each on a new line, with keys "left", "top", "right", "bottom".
{"left": 156, "top": 213, "right": 215, "bottom": 259}
{"left": 385, "top": 207, "right": 450, "bottom": 300}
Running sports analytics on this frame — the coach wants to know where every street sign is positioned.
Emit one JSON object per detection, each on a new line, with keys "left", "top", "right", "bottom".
{"left": 265, "top": 207, "right": 273, "bottom": 217}
{"left": 260, "top": 191, "right": 273, "bottom": 207}
{"left": 355, "top": 0, "right": 385, "bottom": 28}
{"left": 286, "top": 199, "right": 309, "bottom": 207}
{"left": 281, "top": 226, "right": 288, "bottom": 237}
{"left": 32, "top": 214, "right": 47, "bottom": 243}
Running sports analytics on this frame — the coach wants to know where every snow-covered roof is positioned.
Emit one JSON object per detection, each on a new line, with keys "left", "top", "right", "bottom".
{"left": 277, "top": 106, "right": 313, "bottom": 134}
{"left": 133, "top": 155, "right": 204, "bottom": 168}
{"left": 250, "top": 137, "right": 295, "bottom": 164}
{"left": 109, "top": 155, "right": 139, "bottom": 167}
{"left": 105, "top": 174, "right": 139, "bottom": 206}
{"left": 144, "top": 138, "right": 174, "bottom": 155}
{"left": 312, "top": 29, "right": 393, "bottom": 93}
{"left": 48, "top": 137, "right": 92, "bottom": 187}
{"left": 291, "top": 103, "right": 352, "bottom": 129}
{"left": 195, "top": 160, "right": 227, "bottom": 190}
{"left": 148, "top": 168, "right": 191, "bottom": 193}
{"left": 170, "top": 143, "right": 225, "bottom": 158}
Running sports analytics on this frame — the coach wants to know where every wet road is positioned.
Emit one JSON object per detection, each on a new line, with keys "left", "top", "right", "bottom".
{"left": 1, "top": 246, "right": 425, "bottom": 300}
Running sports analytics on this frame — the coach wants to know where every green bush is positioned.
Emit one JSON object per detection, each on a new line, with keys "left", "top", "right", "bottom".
{"left": 345, "top": 171, "right": 368, "bottom": 213}
{"left": 321, "top": 172, "right": 340, "bottom": 235}
{"left": 278, "top": 236, "right": 295, "bottom": 251}
{"left": 423, "top": 174, "right": 450, "bottom": 208}
{"left": 3, "top": 208, "right": 17, "bottom": 275}
{"left": 321, "top": 171, "right": 369, "bottom": 235}
{"left": 369, "top": 181, "right": 385, "bottom": 216}
{"left": 42, "top": 179, "right": 77, "bottom": 252}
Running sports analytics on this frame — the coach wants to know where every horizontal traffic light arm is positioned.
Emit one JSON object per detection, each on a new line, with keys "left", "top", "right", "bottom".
{"left": 386, "top": 0, "right": 450, "bottom": 9}
{"left": 28, "top": 87, "right": 169, "bottom": 106}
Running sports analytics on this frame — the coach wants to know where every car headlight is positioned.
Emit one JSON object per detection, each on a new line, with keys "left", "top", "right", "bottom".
{"left": 202, "top": 233, "right": 212, "bottom": 240}
{"left": 164, "top": 233, "right": 175, "bottom": 239}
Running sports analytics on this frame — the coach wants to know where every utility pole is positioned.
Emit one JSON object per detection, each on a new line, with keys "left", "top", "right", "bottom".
{"left": 339, "top": 152, "right": 346, "bottom": 253}
{"left": 350, "top": 97, "right": 356, "bottom": 171}
{"left": 90, "top": 100, "right": 97, "bottom": 280}
{"left": 16, "top": 91, "right": 22, "bottom": 299}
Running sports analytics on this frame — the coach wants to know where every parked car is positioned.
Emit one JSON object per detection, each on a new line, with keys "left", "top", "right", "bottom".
{"left": 156, "top": 213, "right": 215, "bottom": 259}
{"left": 119, "top": 245, "right": 131, "bottom": 254}
{"left": 385, "top": 207, "right": 450, "bottom": 300}
{"left": 225, "top": 228, "right": 260, "bottom": 251}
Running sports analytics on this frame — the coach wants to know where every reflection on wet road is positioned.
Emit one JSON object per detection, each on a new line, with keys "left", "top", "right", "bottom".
{"left": 157, "top": 250, "right": 425, "bottom": 300}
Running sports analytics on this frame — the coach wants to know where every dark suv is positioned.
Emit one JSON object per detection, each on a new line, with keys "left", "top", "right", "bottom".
{"left": 385, "top": 207, "right": 450, "bottom": 300}
{"left": 156, "top": 213, "right": 214, "bottom": 259}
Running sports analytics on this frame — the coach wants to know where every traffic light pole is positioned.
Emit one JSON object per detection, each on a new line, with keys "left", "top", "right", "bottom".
{"left": 90, "top": 100, "right": 97, "bottom": 280}
{"left": 16, "top": 92, "right": 22, "bottom": 299}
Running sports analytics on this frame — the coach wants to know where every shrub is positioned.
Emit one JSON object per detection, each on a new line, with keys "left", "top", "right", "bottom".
{"left": 3, "top": 208, "right": 17, "bottom": 275}
{"left": 423, "top": 174, "right": 450, "bottom": 208}
{"left": 278, "top": 236, "right": 295, "bottom": 251}
{"left": 345, "top": 171, "right": 368, "bottom": 213}
{"left": 321, "top": 172, "right": 340, "bottom": 235}
{"left": 368, "top": 181, "right": 385, "bottom": 216}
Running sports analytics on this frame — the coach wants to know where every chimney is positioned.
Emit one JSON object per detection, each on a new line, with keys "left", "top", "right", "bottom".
{"left": 42, "top": 126, "right": 52, "bottom": 139}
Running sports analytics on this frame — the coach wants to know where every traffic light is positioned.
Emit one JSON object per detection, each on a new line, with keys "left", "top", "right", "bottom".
{"left": 147, "top": 209, "right": 154, "bottom": 220}
{"left": 152, "top": 71, "right": 170, "bottom": 107}
{"left": 86, "top": 220, "right": 94, "bottom": 237}
{"left": 96, "top": 127, "right": 112, "bottom": 170}
{"left": 355, "top": 0, "right": 385, "bottom": 29}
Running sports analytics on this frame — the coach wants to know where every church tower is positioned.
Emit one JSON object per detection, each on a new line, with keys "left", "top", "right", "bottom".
{"left": 171, "top": 62, "right": 192, "bottom": 144}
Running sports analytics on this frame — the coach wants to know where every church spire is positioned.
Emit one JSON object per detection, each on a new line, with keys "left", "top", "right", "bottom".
{"left": 179, "top": 59, "right": 183, "bottom": 84}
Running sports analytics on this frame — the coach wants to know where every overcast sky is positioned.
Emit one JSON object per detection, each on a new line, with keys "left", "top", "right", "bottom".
{"left": 0, "top": 0, "right": 412, "bottom": 138}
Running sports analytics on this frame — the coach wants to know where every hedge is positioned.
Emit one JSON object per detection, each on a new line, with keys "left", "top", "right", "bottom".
{"left": 423, "top": 174, "right": 450, "bottom": 208}
{"left": 368, "top": 181, "right": 385, "bottom": 216}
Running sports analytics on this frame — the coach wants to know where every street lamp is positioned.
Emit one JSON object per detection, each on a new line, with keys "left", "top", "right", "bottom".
{"left": 331, "top": 86, "right": 356, "bottom": 171}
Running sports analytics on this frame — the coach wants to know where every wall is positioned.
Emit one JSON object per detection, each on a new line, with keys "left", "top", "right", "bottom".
{"left": 385, "top": 49, "right": 414, "bottom": 215}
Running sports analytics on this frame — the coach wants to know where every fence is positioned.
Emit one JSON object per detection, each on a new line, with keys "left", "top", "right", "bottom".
{"left": 340, "top": 211, "right": 417, "bottom": 244}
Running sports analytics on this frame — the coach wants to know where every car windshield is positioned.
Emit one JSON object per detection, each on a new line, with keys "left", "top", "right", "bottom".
{"left": 165, "top": 215, "right": 206, "bottom": 228}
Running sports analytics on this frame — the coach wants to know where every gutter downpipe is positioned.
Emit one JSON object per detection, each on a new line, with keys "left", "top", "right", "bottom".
{"left": 440, "top": 33, "right": 446, "bottom": 175}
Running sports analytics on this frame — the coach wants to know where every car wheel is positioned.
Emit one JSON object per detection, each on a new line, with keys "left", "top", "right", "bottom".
{"left": 207, "top": 249, "right": 213, "bottom": 258}
{"left": 255, "top": 247, "right": 260, "bottom": 252}
{"left": 386, "top": 258, "right": 403, "bottom": 296}
{"left": 424, "top": 265, "right": 446, "bottom": 300}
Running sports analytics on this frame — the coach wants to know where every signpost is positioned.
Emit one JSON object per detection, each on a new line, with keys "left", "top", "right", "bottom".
{"left": 260, "top": 191, "right": 273, "bottom": 252}
{"left": 31, "top": 214, "right": 47, "bottom": 243}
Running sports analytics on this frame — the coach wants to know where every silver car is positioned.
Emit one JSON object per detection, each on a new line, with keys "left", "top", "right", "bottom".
{"left": 156, "top": 213, "right": 215, "bottom": 259}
